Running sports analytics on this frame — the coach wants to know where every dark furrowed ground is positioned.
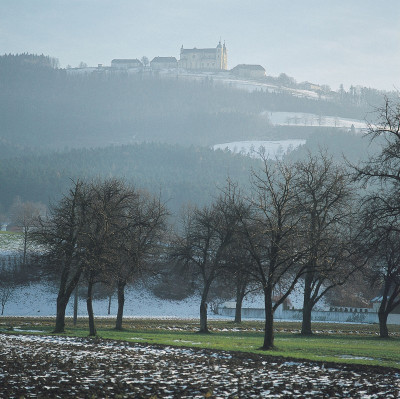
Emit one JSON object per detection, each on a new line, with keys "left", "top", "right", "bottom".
{"left": 0, "top": 333, "right": 399, "bottom": 398}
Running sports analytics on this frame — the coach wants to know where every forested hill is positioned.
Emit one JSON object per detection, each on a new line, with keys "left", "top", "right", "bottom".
{"left": 0, "top": 143, "right": 260, "bottom": 214}
{"left": 0, "top": 54, "right": 387, "bottom": 154}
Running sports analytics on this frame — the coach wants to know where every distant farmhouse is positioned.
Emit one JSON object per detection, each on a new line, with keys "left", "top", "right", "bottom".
{"left": 231, "top": 64, "right": 266, "bottom": 79}
{"left": 150, "top": 56, "right": 178, "bottom": 70}
{"left": 111, "top": 59, "right": 142, "bottom": 69}
{"left": 179, "top": 41, "right": 228, "bottom": 71}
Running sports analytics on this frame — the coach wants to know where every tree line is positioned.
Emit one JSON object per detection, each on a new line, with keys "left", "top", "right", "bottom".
{"left": 0, "top": 142, "right": 259, "bottom": 215}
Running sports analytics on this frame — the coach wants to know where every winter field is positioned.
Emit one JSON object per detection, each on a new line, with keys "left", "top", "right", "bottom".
{"left": 2, "top": 234, "right": 400, "bottom": 397}
{"left": 1, "top": 332, "right": 400, "bottom": 398}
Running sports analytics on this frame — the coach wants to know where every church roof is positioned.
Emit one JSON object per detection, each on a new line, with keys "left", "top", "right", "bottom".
{"left": 181, "top": 48, "right": 218, "bottom": 54}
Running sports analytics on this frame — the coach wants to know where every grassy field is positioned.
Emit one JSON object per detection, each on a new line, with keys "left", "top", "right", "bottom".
{"left": 1, "top": 317, "right": 400, "bottom": 370}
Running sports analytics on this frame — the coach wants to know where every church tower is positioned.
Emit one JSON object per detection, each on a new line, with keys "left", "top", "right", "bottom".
{"left": 179, "top": 41, "right": 228, "bottom": 71}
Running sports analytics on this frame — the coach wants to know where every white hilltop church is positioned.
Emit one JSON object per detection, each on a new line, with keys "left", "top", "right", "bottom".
{"left": 179, "top": 41, "right": 228, "bottom": 71}
{"left": 71, "top": 40, "right": 272, "bottom": 80}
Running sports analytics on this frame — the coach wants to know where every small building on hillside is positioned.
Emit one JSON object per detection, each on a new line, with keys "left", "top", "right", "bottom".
{"left": 231, "top": 64, "right": 266, "bottom": 79}
{"left": 300, "top": 82, "right": 323, "bottom": 92}
{"left": 111, "top": 59, "right": 143, "bottom": 69}
{"left": 179, "top": 41, "right": 228, "bottom": 71}
{"left": 150, "top": 56, "right": 178, "bottom": 70}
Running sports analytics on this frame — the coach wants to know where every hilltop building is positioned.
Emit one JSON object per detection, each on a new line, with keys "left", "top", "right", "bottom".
{"left": 111, "top": 59, "right": 143, "bottom": 69}
{"left": 150, "top": 56, "right": 178, "bottom": 70}
{"left": 231, "top": 64, "right": 266, "bottom": 79}
{"left": 179, "top": 41, "right": 227, "bottom": 71}
{"left": 301, "top": 82, "right": 323, "bottom": 92}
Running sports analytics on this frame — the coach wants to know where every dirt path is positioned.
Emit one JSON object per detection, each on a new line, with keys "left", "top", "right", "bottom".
{"left": 0, "top": 334, "right": 399, "bottom": 398}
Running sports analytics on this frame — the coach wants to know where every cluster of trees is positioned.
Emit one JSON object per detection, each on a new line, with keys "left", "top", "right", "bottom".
{"left": 172, "top": 151, "right": 361, "bottom": 349}
{"left": 27, "top": 150, "right": 360, "bottom": 349}
{"left": 30, "top": 179, "right": 168, "bottom": 336}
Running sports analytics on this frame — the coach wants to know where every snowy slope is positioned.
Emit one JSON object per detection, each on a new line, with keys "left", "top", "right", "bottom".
{"left": 3, "top": 278, "right": 314, "bottom": 318}
{"left": 3, "top": 282, "right": 204, "bottom": 318}
{"left": 264, "top": 111, "right": 366, "bottom": 130}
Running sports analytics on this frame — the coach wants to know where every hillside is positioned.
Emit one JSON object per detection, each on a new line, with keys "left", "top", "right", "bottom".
{"left": 0, "top": 142, "right": 260, "bottom": 213}
{"left": 0, "top": 54, "right": 389, "bottom": 157}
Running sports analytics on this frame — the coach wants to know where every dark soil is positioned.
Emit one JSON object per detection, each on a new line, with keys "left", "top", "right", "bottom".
{"left": 0, "top": 333, "right": 399, "bottom": 398}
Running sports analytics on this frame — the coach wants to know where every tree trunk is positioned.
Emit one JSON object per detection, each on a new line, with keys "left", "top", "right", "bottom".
{"left": 115, "top": 280, "right": 126, "bottom": 331}
{"left": 199, "top": 300, "right": 209, "bottom": 333}
{"left": 73, "top": 286, "right": 78, "bottom": 326}
{"left": 23, "top": 229, "right": 28, "bottom": 266}
{"left": 234, "top": 285, "right": 245, "bottom": 323}
{"left": 199, "top": 282, "right": 211, "bottom": 333}
{"left": 262, "top": 286, "right": 274, "bottom": 350}
{"left": 87, "top": 278, "right": 96, "bottom": 336}
{"left": 378, "top": 306, "right": 389, "bottom": 338}
{"left": 108, "top": 294, "right": 112, "bottom": 315}
{"left": 54, "top": 265, "right": 82, "bottom": 333}
{"left": 54, "top": 295, "right": 69, "bottom": 333}
{"left": 301, "top": 271, "right": 314, "bottom": 336}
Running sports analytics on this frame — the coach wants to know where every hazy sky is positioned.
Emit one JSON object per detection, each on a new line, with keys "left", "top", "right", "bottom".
{"left": 1, "top": 0, "right": 399, "bottom": 91}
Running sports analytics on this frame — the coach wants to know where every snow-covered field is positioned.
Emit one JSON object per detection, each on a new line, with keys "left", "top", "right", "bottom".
{"left": 1, "top": 333, "right": 399, "bottom": 398}
{"left": 0, "top": 232, "right": 306, "bottom": 319}
{"left": 5, "top": 282, "right": 205, "bottom": 319}
{"left": 213, "top": 139, "right": 306, "bottom": 159}
{"left": 264, "top": 111, "right": 367, "bottom": 130}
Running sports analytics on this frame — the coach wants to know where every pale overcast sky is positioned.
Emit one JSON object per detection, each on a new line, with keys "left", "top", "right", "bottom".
{"left": 0, "top": 0, "right": 399, "bottom": 91}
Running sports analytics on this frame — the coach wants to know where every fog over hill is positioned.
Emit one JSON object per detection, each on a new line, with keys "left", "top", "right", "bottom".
{"left": 0, "top": 53, "right": 389, "bottom": 215}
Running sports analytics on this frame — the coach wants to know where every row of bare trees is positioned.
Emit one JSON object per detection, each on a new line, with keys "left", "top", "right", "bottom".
{"left": 25, "top": 98, "right": 400, "bottom": 346}
{"left": 174, "top": 97, "right": 400, "bottom": 347}
{"left": 171, "top": 150, "right": 362, "bottom": 349}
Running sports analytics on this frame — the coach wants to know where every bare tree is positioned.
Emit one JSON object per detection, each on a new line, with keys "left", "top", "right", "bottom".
{"left": 172, "top": 189, "right": 240, "bottom": 333}
{"left": 229, "top": 248, "right": 259, "bottom": 323}
{"left": 237, "top": 159, "right": 307, "bottom": 349}
{"left": 0, "top": 267, "right": 14, "bottom": 315}
{"left": 294, "top": 151, "right": 359, "bottom": 335}
{"left": 31, "top": 180, "right": 90, "bottom": 333}
{"left": 10, "top": 198, "right": 46, "bottom": 265}
{"left": 114, "top": 190, "right": 169, "bottom": 331}
{"left": 369, "top": 227, "right": 400, "bottom": 338}
{"left": 81, "top": 179, "right": 135, "bottom": 336}
{"left": 359, "top": 201, "right": 400, "bottom": 338}
{"left": 352, "top": 97, "right": 400, "bottom": 336}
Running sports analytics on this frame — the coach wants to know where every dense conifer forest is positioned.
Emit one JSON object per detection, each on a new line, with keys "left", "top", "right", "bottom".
{"left": 0, "top": 143, "right": 261, "bottom": 214}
